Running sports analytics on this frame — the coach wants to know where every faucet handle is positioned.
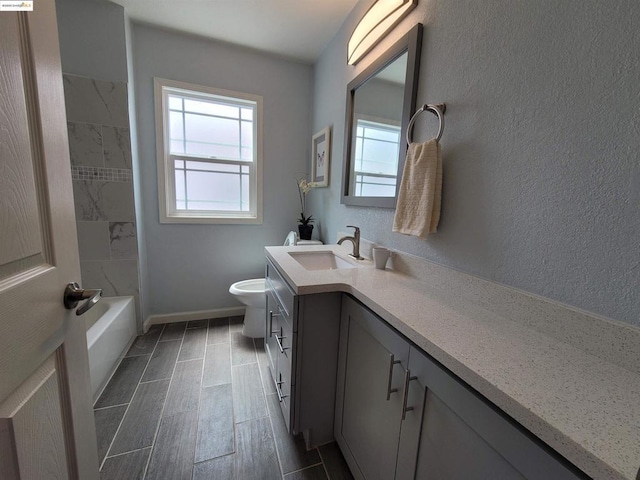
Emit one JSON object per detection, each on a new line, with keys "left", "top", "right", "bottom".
{"left": 346, "top": 225, "right": 360, "bottom": 233}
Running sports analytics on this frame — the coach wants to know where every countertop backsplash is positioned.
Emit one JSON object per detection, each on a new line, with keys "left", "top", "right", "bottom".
{"left": 334, "top": 233, "right": 640, "bottom": 376}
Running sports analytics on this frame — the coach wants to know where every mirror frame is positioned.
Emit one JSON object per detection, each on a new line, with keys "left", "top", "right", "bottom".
{"left": 341, "top": 23, "right": 423, "bottom": 208}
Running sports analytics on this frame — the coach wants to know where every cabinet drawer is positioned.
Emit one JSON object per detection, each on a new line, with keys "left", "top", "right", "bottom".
{"left": 277, "top": 315, "right": 294, "bottom": 366}
{"left": 276, "top": 354, "right": 293, "bottom": 432}
{"left": 265, "top": 290, "right": 280, "bottom": 374}
{"left": 266, "top": 260, "right": 295, "bottom": 321}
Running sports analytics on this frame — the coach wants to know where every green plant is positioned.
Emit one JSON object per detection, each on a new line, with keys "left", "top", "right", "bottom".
{"left": 298, "top": 212, "right": 314, "bottom": 226}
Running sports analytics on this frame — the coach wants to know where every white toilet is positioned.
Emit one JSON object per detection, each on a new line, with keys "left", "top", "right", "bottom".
{"left": 228, "top": 278, "right": 266, "bottom": 338}
{"left": 229, "top": 232, "right": 322, "bottom": 338}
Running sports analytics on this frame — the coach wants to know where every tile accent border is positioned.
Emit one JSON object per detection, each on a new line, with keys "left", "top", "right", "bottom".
{"left": 72, "top": 165, "right": 132, "bottom": 182}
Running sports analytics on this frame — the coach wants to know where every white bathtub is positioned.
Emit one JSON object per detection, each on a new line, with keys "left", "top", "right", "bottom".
{"left": 85, "top": 296, "right": 137, "bottom": 402}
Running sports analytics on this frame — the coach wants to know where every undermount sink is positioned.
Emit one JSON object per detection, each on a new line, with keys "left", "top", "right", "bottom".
{"left": 289, "top": 251, "right": 359, "bottom": 271}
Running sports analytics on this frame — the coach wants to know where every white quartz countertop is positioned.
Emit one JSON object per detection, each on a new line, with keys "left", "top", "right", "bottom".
{"left": 265, "top": 244, "right": 640, "bottom": 480}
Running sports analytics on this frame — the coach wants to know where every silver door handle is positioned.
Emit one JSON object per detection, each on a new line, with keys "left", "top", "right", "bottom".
{"left": 63, "top": 282, "right": 102, "bottom": 316}
{"left": 386, "top": 353, "right": 402, "bottom": 400}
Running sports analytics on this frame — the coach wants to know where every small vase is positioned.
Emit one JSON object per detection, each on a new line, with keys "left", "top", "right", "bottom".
{"left": 298, "top": 224, "right": 313, "bottom": 241}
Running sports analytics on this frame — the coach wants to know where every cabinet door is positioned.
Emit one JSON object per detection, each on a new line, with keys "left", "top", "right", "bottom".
{"left": 336, "top": 296, "right": 410, "bottom": 480}
{"left": 399, "top": 347, "right": 585, "bottom": 480}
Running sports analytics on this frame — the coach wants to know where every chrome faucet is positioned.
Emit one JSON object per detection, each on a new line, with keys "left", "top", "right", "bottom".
{"left": 338, "top": 225, "right": 363, "bottom": 260}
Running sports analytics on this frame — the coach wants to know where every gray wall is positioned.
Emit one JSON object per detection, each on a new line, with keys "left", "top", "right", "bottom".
{"left": 133, "top": 24, "right": 313, "bottom": 316}
{"left": 56, "top": 0, "right": 128, "bottom": 83}
{"left": 354, "top": 78, "right": 404, "bottom": 121}
{"left": 311, "top": 0, "right": 640, "bottom": 327}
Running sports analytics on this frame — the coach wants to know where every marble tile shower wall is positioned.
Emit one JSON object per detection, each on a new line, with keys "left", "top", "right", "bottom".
{"left": 63, "top": 74, "right": 141, "bottom": 322}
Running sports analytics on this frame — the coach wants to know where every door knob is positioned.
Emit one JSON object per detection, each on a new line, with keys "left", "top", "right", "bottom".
{"left": 63, "top": 282, "right": 102, "bottom": 315}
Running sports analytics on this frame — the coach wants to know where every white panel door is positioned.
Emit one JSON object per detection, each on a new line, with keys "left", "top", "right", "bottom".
{"left": 0, "top": 1, "right": 99, "bottom": 479}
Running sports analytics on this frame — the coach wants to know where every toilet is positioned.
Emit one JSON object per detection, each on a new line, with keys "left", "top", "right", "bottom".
{"left": 228, "top": 278, "right": 266, "bottom": 338}
{"left": 229, "top": 232, "right": 322, "bottom": 338}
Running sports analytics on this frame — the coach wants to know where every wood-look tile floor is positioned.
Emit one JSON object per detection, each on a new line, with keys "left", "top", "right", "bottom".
{"left": 94, "top": 317, "right": 354, "bottom": 480}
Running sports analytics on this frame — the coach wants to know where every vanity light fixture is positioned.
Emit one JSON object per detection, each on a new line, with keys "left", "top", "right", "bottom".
{"left": 347, "top": 0, "right": 417, "bottom": 65}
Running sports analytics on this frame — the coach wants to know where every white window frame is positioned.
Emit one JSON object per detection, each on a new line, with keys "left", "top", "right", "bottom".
{"left": 154, "top": 78, "right": 263, "bottom": 224}
{"left": 351, "top": 113, "right": 401, "bottom": 196}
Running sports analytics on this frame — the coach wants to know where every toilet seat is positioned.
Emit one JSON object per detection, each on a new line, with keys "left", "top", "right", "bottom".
{"left": 229, "top": 278, "right": 265, "bottom": 296}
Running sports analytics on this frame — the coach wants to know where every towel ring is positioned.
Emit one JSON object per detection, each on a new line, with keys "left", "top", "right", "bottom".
{"left": 406, "top": 103, "right": 446, "bottom": 144}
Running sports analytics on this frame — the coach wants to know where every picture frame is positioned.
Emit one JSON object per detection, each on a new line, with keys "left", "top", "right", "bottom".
{"left": 311, "top": 126, "right": 331, "bottom": 187}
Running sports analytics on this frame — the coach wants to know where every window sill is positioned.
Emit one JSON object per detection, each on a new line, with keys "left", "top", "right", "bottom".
{"left": 160, "top": 213, "right": 263, "bottom": 225}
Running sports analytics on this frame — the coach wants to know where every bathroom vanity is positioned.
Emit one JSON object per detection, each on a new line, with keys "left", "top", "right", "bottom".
{"left": 265, "top": 244, "right": 640, "bottom": 480}
{"left": 336, "top": 295, "right": 582, "bottom": 480}
{"left": 264, "top": 258, "right": 342, "bottom": 447}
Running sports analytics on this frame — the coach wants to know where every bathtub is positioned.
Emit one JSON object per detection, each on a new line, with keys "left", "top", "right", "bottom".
{"left": 85, "top": 296, "right": 137, "bottom": 402}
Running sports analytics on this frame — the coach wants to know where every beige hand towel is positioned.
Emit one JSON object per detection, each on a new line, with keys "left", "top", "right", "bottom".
{"left": 392, "top": 139, "right": 442, "bottom": 237}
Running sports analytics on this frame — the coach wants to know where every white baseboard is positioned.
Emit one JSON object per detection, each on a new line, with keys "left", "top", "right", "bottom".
{"left": 143, "top": 306, "right": 245, "bottom": 332}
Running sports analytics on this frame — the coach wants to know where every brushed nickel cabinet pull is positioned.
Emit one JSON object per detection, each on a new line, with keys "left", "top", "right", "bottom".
{"left": 387, "top": 353, "right": 402, "bottom": 400}
{"left": 275, "top": 331, "right": 289, "bottom": 354}
{"left": 402, "top": 368, "right": 418, "bottom": 420}
{"left": 268, "top": 310, "right": 280, "bottom": 337}
{"left": 276, "top": 373, "right": 288, "bottom": 402}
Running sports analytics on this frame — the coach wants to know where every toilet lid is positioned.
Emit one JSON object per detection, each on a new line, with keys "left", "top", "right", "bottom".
{"left": 284, "top": 231, "right": 297, "bottom": 246}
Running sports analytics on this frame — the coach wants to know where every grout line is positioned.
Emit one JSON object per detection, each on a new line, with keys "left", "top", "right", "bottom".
{"left": 284, "top": 462, "right": 325, "bottom": 477}
{"left": 124, "top": 352, "right": 153, "bottom": 358}
{"left": 317, "top": 447, "right": 331, "bottom": 480}
{"left": 192, "top": 451, "right": 235, "bottom": 466}
{"left": 227, "top": 317, "right": 240, "bottom": 473}
{"left": 176, "top": 356, "right": 205, "bottom": 363}
{"left": 139, "top": 377, "right": 172, "bottom": 384}
{"left": 99, "top": 326, "right": 163, "bottom": 472}
{"left": 233, "top": 413, "right": 271, "bottom": 426}
{"left": 137, "top": 325, "right": 167, "bottom": 384}
{"left": 103, "top": 445, "right": 152, "bottom": 461}
{"left": 140, "top": 322, "right": 187, "bottom": 479}
{"left": 93, "top": 402, "right": 129, "bottom": 411}
{"left": 230, "top": 359, "right": 258, "bottom": 367}
{"left": 158, "top": 323, "right": 186, "bottom": 343}
{"left": 190, "top": 317, "right": 209, "bottom": 467}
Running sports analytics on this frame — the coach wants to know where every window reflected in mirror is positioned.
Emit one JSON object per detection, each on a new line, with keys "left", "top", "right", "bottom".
{"left": 350, "top": 52, "right": 407, "bottom": 197}
{"left": 341, "top": 24, "right": 422, "bottom": 208}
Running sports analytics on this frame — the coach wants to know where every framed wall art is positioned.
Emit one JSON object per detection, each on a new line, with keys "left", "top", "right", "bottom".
{"left": 311, "top": 126, "right": 331, "bottom": 187}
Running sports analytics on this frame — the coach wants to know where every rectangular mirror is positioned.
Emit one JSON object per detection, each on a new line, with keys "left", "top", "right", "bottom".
{"left": 341, "top": 23, "right": 422, "bottom": 208}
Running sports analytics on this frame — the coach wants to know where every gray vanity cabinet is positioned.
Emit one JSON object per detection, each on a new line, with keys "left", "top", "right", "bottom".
{"left": 265, "top": 259, "right": 342, "bottom": 447}
{"left": 336, "top": 295, "right": 586, "bottom": 480}
{"left": 265, "top": 286, "right": 294, "bottom": 430}
{"left": 335, "top": 294, "right": 410, "bottom": 480}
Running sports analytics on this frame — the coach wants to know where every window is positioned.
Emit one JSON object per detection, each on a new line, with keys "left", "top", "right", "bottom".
{"left": 352, "top": 116, "right": 401, "bottom": 197}
{"left": 154, "top": 78, "right": 263, "bottom": 223}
